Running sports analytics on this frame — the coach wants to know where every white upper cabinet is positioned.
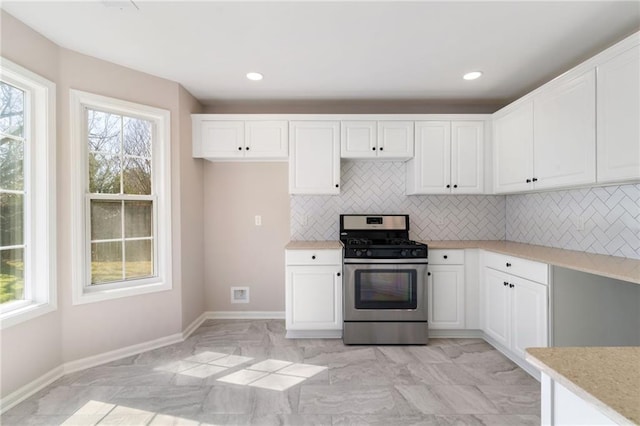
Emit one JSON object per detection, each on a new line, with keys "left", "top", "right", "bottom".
{"left": 597, "top": 44, "right": 640, "bottom": 184}
{"left": 245, "top": 121, "right": 289, "bottom": 159}
{"left": 451, "top": 121, "right": 484, "bottom": 194}
{"left": 341, "top": 120, "right": 413, "bottom": 159}
{"left": 289, "top": 121, "right": 341, "bottom": 195}
{"left": 407, "top": 121, "right": 483, "bottom": 194}
{"left": 341, "top": 121, "right": 377, "bottom": 158}
{"left": 493, "top": 101, "right": 535, "bottom": 193}
{"left": 533, "top": 69, "right": 596, "bottom": 190}
{"left": 193, "top": 119, "right": 288, "bottom": 160}
{"left": 377, "top": 121, "right": 414, "bottom": 159}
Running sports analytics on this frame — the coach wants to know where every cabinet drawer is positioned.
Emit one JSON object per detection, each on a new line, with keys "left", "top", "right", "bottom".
{"left": 484, "top": 251, "right": 548, "bottom": 284}
{"left": 429, "top": 249, "right": 465, "bottom": 265}
{"left": 286, "top": 249, "right": 342, "bottom": 266}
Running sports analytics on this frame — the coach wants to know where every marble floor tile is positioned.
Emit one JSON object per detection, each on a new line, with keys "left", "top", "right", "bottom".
{"left": 476, "top": 385, "right": 541, "bottom": 415}
{"left": 217, "top": 369, "right": 270, "bottom": 385}
{"left": 298, "top": 385, "right": 397, "bottom": 415}
{"left": 1, "top": 320, "right": 541, "bottom": 426}
{"left": 428, "top": 385, "right": 500, "bottom": 415}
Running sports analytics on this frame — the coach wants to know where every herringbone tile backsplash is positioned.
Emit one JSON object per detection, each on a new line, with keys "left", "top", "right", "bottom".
{"left": 507, "top": 184, "right": 640, "bottom": 259}
{"left": 291, "top": 161, "right": 639, "bottom": 259}
{"left": 291, "top": 161, "right": 506, "bottom": 242}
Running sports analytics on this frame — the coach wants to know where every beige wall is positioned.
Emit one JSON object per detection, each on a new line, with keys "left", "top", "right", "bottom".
{"left": 178, "top": 86, "right": 205, "bottom": 328}
{"left": 203, "top": 163, "right": 290, "bottom": 312}
{"left": 0, "top": 11, "right": 205, "bottom": 397}
{"left": 0, "top": 10, "right": 63, "bottom": 399}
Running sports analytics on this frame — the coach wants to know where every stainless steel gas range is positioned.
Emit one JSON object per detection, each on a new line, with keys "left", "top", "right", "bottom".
{"left": 340, "top": 214, "right": 429, "bottom": 345}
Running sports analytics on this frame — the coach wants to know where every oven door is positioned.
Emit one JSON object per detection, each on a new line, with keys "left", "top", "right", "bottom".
{"left": 343, "top": 261, "right": 428, "bottom": 322}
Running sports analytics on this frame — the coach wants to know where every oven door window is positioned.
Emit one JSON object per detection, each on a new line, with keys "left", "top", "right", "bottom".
{"left": 355, "top": 269, "right": 417, "bottom": 309}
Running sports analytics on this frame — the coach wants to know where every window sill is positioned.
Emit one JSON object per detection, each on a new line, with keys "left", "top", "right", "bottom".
{"left": 72, "top": 279, "right": 172, "bottom": 306}
{"left": 0, "top": 301, "right": 57, "bottom": 330}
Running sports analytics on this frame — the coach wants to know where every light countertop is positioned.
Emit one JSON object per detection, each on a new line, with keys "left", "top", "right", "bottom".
{"left": 424, "top": 240, "right": 640, "bottom": 285}
{"left": 285, "top": 241, "right": 343, "bottom": 250}
{"left": 526, "top": 347, "right": 640, "bottom": 425}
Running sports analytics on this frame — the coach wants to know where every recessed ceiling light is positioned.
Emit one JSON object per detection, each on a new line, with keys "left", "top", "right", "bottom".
{"left": 463, "top": 71, "right": 483, "bottom": 81}
{"left": 246, "top": 72, "right": 263, "bottom": 81}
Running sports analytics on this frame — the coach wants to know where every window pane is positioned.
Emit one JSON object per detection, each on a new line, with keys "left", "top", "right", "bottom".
{"left": 123, "top": 157, "right": 151, "bottom": 195}
{"left": 0, "top": 137, "right": 24, "bottom": 191}
{"left": 91, "top": 241, "right": 123, "bottom": 284}
{"left": 123, "top": 116, "right": 151, "bottom": 157}
{"left": 87, "top": 110, "right": 121, "bottom": 154}
{"left": 0, "top": 248, "right": 24, "bottom": 303}
{"left": 89, "top": 153, "right": 121, "bottom": 194}
{"left": 91, "top": 200, "right": 122, "bottom": 240}
{"left": 125, "top": 201, "right": 152, "bottom": 238}
{"left": 0, "top": 82, "right": 24, "bottom": 138}
{"left": 125, "top": 239, "right": 153, "bottom": 279}
{"left": 0, "top": 193, "right": 23, "bottom": 247}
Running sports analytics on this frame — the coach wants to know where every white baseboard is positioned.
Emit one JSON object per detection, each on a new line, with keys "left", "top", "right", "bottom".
{"left": 206, "top": 311, "right": 285, "bottom": 320}
{"left": 1, "top": 311, "right": 209, "bottom": 415}
{"left": 482, "top": 333, "right": 541, "bottom": 381}
{"left": 0, "top": 365, "right": 64, "bottom": 414}
{"left": 428, "top": 329, "right": 484, "bottom": 338}
{"left": 286, "top": 330, "right": 342, "bottom": 339}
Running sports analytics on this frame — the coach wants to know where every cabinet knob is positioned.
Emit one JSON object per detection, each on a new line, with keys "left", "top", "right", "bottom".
{"left": 506, "top": 262, "right": 511, "bottom": 267}
{"left": 311, "top": 255, "right": 316, "bottom": 260}
{"left": 503, "top": 281, "right": 509, "bottom": 286}
{"left": 238, "top": 147, "right": 242, "bottom": 151}
{"left": 335, "top": 184, "right": 339, "bottom": 188}
{"left": 453, "top": 184, "right": 458, "bottom": 189}
{"left": 446, "top": 184, "right": 451, "bottom": 188}
{"left": 532, "top": 178, "right": 538, "bottom": 182}
{"left": 443, "top": 255, "right": 448, "bottom": 259}
{"left": 379, "top": 147, "right": 384, "bottom": 151}
{"left": 526, "top": 179, "right": 531, "bottom": 183}
{"left": 509, "top": 284, "right": 515, "bottom": 288}
{"left": 372, "top": 147, "right": 376, "bottom": 151}
{"left": 427, "top": 272, "right": 431, "bottom": 276}
{"left": 337, "top": 272, "right": 341, "bottom": 277}
{"left": 245, "top": 146, "right": 250, "bottom": 150}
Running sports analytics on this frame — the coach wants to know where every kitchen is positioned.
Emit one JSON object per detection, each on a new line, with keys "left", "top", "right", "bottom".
{"left": 1, "top": 1, "right": 639, "bottom": 425}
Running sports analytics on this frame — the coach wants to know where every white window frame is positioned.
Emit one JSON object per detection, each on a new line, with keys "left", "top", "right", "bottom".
{"left": 0, "top": 57, "right": 56, "bottom": 329}
{"left": 70, "top": 90, "right": 172, "bottom": 305}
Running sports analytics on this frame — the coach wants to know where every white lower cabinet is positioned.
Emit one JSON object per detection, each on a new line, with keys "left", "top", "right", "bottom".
{"left": 285, "top": 248, "right": 342, "bottom": 338}
{"left": 427, "top": 250, "right": 465, "bottom": 329}
{"left": 483, "top": 253, "right": 548, "bottom": 365}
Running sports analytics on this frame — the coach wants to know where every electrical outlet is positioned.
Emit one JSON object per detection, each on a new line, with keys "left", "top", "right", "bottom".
{"left": 231, "top": 286, "right": 250, "bottom": 304}
{"left": 255, "top": 215, "right": 262, "bottom": 226}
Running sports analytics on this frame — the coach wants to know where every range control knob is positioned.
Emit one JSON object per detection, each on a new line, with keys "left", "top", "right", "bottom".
{"left": 411, "top": 249, "right": 419, "bottom": 257}
{"left": 400, "top": 249, "right": 409, "bottom": 257}
{"left": 355, "top": 250, "right": 363, "bottom": 257}
{"left": 366, "top": 250, "right": 372, "bottom": 257}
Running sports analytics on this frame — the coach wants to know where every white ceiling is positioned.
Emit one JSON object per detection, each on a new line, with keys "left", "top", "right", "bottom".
{"left": 2, "top": 1, "right": 639, "bottom": 109}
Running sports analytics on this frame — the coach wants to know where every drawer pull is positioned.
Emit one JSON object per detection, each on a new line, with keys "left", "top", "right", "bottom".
{"left": 506, "top": 262, "right": 512, "bottom": 267}
{"left": 509, "top": 283, "right": 515, "bottom": 288}
{"left": 311, "top": 255, "right": 316, "bottom": 260}
{"left": 503, "top": 281, "right": 509, "bottom": 286}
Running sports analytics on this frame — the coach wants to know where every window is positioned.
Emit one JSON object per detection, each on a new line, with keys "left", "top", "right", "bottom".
{"left": 71, "top": 90, "right": 171, "bottom": 304}
{"left": 0, "top": 58, "right": 56, "bottom": 329}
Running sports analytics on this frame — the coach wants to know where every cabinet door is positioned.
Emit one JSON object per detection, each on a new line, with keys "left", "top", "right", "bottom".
{"left": 200, "top": 121, "right": 245, "bottom": 158}
{"left": 483, "top": 268, "right": 510, "bottom": 348}
{"left": 493, "top": 101, "right": 534, "bottom": 193}
{"left": 428, "top": 265, "right": 465, "bottom": 329}
{"left": 245, "top": 121, "right": 288, "bottom": 159}
{"left": 451, "top": 121, "right": 484, "bottom": 194}
{"left": 511, "top": 277, "right": 548, "bottom": 360}
{"left": 533, "top": 70, "right": 596, "bottom": 189}
{"left": 377, "top": 121, "right": 414, "bottom": 158}
{"left": 289, "top": 121, "right": 340, "bottom": 194}
{"left": 286, "top": 265, "right": 342, "bottom": 330}
{"left": 341, "top": 121, "right": 377, "bottom": 158}
{"left": 597, "top": 45, "right": 640, "bottom": 183}
{"left": 406, "top": 121, "right": 451, "bottom": 194}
